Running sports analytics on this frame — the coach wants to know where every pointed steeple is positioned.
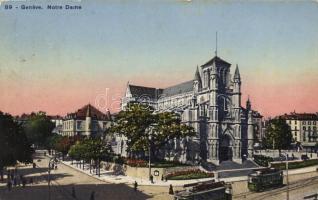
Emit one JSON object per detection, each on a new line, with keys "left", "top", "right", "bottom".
{"left": 194, "top": 66, "right": 201, "bottom": 81}
{"left": 246, "top": 95, "right": 251, "bottom": 110}
{"left": 86, "top": 104, "right": 91, "bottom": 117}
{"left": 234, "top": 64, "right": 241, "bottom": 80}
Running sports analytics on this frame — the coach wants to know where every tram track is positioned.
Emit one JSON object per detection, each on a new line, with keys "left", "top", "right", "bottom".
{"left": 234, "top": 176, "right": 318, "bottom": 199}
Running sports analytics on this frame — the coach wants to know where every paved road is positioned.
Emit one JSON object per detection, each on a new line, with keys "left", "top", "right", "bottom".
{"left": 0, "top": 152, "right": 173, "bottom": 200}
{"left": 1, "top": 152, "right": 317, "bottom": 200}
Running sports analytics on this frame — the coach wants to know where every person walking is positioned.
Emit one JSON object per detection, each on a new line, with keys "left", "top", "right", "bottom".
{"left": 134, "top": 181, "right": 138, "bottom": 192}
{"left": 71, "top": 186, "right": 76, "bottom": 198}
{"left": 7, "top": 179, "right": 12, "bottom": 191}
{"left": 169, "top": 184, "right": 174, "bottom": 195}
{"left": 22, "top": 177, "right": 26, "bottom": 188}
{"left": 89, "top": 191, "right": 95, "bottom": 200}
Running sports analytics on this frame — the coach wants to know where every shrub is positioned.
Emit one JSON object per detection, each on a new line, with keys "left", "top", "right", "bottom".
{"left": 113, "top": 156, "right": 125, "bottom": 165}
{"left": 165, "top": 169, "right": 214, "bottom": 180}
{"left": 271, "top": 159, "right": 318, "bottom": 170}
{"left": 126, "top": 159, "right": 148, "bottom": 167}
{"left": 254, "top": 155, "right": 273, "bottom": 167}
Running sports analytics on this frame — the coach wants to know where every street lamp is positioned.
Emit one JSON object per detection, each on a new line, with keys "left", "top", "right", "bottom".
{"left": 281, "top": 152, "right": 289, "bottom": 200}
{"left": 48, "top": 156, "right": 58, "bottom": 200}
{"left": 147, "top": 124, "right": 156, "bottom": 183}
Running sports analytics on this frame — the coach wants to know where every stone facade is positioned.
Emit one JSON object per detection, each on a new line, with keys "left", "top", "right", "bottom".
{"left": 120, "top": 55, "right": 262, "bottom": 165}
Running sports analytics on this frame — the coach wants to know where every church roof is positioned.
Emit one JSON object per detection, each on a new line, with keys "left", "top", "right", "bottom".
{"left": 128, "top": 80, "right": 194, "bottom": 99}
{"left": 201, "top": 56, "right": 231, "bottom": 68}
{"left": 128, "top": 84, "right": 162, "bottom": 99}
{"left": 65, "top": 104, "right": 111, "bottom": 120}
{"left": 161, "top": 80, "right": 194, "bottom": 97}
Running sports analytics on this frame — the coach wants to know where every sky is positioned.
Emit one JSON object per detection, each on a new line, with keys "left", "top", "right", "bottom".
{"left": 0, "top": 0, "right": 318, "bottom": 117}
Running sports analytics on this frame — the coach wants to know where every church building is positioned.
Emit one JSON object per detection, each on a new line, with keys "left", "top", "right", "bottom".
{"left": 120, "top": 54, "right": 262, "bottom": 165}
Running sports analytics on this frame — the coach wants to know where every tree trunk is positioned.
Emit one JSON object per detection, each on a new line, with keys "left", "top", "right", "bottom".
{"left": 89, "top": 160, "right": 92, "bottom": 174}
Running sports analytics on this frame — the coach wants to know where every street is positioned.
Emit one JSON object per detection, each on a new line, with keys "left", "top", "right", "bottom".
{"left": 0, "top": 152, "right": 173, "bottom": 200}
{"left": 1, "top": 152, "right": 318, "bottom": 200}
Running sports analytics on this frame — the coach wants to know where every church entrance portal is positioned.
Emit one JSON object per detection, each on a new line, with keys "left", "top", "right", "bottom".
{"left": 219, "top": 135, "right": 233, "bottom": 161}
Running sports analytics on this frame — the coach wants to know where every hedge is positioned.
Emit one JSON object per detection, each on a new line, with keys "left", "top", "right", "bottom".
{"left": 254, "top": 155, "right": 274, "bottom": 167}
{"left": 271, "top": 159, "right": 318, "bottom": 170}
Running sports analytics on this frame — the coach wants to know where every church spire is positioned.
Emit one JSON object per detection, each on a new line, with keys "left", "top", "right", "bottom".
{"left": 215, "top": 31, "right": 218, "bottom": 57}
{"left": 86, "top": 104, "right": 91, "bottom": 117}
{"left": 194, "top": 66, "right": 201, "bottom": 81}
{"left": 234, "top": 64, "right": 241, "bottom": 80}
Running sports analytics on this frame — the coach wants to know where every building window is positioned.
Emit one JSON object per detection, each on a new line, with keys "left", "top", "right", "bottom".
{"left": 313, "top": 121, "right": 316, "bottom": 125}
{"left": 303, "top": 126, "right": 306, "bottom": 130}
{"left": 308, "top": 121, "right": 311, "bottom": 125}
{"left": 302, "top": 121, "right": 306, "bottom": 125}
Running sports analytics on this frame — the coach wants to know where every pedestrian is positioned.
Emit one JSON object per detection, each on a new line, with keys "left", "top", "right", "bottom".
{"left": 150, "top": 175, "right": 154, "bottom": 184}
{"left": 33, "top": 163, "right": 36, "bottom": 169}
{"left": 22, "top": 178, "right": 26, "bottom": 188}
{"left": 134, "top": 181, "right": 138, "bottom": 191}
{"left": 0, "top": 169, "right": 3, "bottom": 181}
{"left": 29, "top": 177, "right": 33, "bottom": 185}
{"left": 169, "top": 184, "right": 174, "bottom": 195}
{"left": 13, "top": 176, "right": 17, "bottom": 187}
{"left": 71, "top": 186, "right": 76, "bottom": 198}
{"left": 89, "top": 191, "right": 95, "bottom": 200}
{"left": 7, "top": 179, "right": 12, "bottom": 191}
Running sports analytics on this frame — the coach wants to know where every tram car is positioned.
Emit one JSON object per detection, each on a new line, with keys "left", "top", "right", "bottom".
{"left": 174, "top": 180, "right": 232, "bottom": 200}
{"left": 248, "top": 168, "right": 283, "bottom": 192}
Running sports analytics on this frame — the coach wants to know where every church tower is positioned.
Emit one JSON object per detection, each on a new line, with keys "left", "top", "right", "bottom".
{"left": 85, "top": 104, "right": 92, "bottom": 137}
{"left": 246, "top": 98, "right": 254, "bottom": 158}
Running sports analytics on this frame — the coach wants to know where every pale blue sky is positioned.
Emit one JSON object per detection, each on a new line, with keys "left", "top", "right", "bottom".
{"left": 0, "top": 0, "right": 318, "bottom": 116}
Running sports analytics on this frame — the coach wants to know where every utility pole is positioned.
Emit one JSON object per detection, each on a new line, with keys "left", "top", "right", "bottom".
{"left": 286, "top": 153, "right": 289, "bottom": 200}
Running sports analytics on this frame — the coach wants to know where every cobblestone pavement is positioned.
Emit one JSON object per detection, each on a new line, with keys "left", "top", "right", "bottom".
{"left": 0, "top": 153, "right": 175, "bottom": 200}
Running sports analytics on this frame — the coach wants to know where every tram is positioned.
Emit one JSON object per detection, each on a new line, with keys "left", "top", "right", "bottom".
{"left": 174, "top": 181, "right": 232, "bottom": 200}
{"left": 248, "top": 168, "right": 284, "bottom": 192}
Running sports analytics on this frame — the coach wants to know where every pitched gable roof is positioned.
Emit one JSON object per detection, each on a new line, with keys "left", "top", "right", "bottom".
{"left": 128, "top": 84, "right": 162, "bottom": 100}
{"left": 201, "top": 56, "right": 231, "bottom": 68}
{"left": 161, "top": 80, "right": 194, "bottom": 97}
{"left": 66, "top": 104, "right": 111, "bottom": 120}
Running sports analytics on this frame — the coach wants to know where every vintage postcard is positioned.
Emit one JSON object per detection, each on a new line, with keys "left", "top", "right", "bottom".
{"left": 0, "top": 1, "right": 317, "bottom": 200}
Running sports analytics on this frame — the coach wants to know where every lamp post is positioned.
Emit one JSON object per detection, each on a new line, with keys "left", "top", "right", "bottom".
{"left": 282, "top": 153, "right": 289, "bottom": 200}
{"left": 147, "top": 124, "right": 156, "bottom": 183}
{"left": 48, "top": 156, "right": 58, "bottom": 200}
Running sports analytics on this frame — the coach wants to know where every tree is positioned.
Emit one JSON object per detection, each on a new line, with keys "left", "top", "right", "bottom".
{"left": 0, "top": 112, "right": 33, "bottom": 172}
{"left": 109, "top": 103, "right": 156, "bottom": 155}
{"left": 263, "top": 117, "right": 293, "bottom": 152}
{"left": 24, "top": 112, "right": 55, "bottom": 147}
{"left": 54, "top": 136, "right": 73, "bottom": 160}
{"left": 68, "top": 138, "right": 112, "bottom": 175}
{"left": 68, "top": 141, "right": 86, "bottom": 168}
{"left": 109, "top": 103, "right": 196, "bottom": 160}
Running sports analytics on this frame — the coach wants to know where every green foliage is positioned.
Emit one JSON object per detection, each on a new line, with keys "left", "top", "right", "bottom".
{"left": 68, "top": 141, "right": 86, "bottom": 161}
{"left": 262, "top": 118, "right": 293, "bottom": 150}
{"left": 109, "top": 103, "right": 196, "bottom": 160}
{"left": 24, "top": 112, "right": 55, "bottom": 147}
{"left": 68, "top": 138, "right": 112, "bottom": 162}
{"left": 0, "top": 112, "right": 33, "bottom": 169}
{"left": 165, "top": 169, "right": 214, "bottom": 180}
{"left": 253, "top": 155, "right": 274, "bottom": 167}
{"left": 271, "top": 159, "right": 318, "bottom": 170}
{"left": 46, "top": 134, "right": 63, "bottom": 150}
